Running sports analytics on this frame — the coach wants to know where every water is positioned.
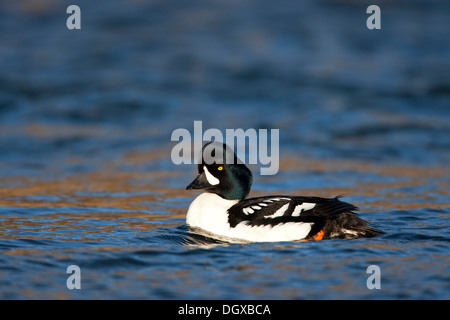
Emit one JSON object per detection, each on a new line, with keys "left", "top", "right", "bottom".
{"left": 0, "top": 0, "right": 449, "bottom": 299}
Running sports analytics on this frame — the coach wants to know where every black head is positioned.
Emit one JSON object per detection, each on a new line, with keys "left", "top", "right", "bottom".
{"left": 186, "top": 142, "right": 253, "bottom": 200}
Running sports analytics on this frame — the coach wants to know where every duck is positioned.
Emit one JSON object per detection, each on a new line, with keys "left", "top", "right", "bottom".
{"left": 186, "top": 141, "right": 384, "bottom": 242}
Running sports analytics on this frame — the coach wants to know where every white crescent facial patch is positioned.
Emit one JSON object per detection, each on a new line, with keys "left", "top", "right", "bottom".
{"left": 203, "top": 166, "right": 220, "bottom": 185}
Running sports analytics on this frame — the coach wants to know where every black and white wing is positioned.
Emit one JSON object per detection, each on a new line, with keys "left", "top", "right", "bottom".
{"left": 226, "top": 195, "right": 377, "bottom": 239}
{"left": 227, "top": 195, "right": 334, "bottom": 226}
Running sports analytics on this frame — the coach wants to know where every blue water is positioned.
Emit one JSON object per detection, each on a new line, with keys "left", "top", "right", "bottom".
{"left": 0, "top": 0, "right": 449, "bottom": 299}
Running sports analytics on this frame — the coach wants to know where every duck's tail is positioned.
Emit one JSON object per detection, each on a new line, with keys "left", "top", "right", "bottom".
{"left": 324, "top": 211, "right": 385, "bottom": 239}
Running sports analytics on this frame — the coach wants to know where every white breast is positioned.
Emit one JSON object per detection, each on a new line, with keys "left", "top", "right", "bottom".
{"left": 186, "top": 193, "right": 238, "bottom": 236}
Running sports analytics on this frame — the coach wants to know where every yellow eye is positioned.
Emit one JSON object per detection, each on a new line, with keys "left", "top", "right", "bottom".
{"left": 217, "top": 166, "right": 223, "bottom": 171}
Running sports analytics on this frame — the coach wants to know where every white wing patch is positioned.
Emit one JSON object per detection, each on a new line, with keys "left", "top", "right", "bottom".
{"left": 243, "top": 197, "right": 292, "bottom": 216}
{"left": 265, "top": 203, "right": 289, "bottom": 219}
{"left": 203, "top": 166, "right": 220, "bottom": 185}
{"left": 291, "top": 202, "right": 316, "bottom": 217}
{"left": 241, "top": 199, "right": 316, "bottom": 218}
{"left": 263, "top": 197, "right": 291, "bottom": 203}
{"left": 258, "top": 203, "right": 268, "bottom": 207}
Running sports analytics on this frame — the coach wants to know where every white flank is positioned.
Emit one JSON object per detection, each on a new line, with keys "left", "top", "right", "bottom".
{"left": 186, "top": 193, "right": 313, "bottom": 242}
{"left": 291, "top": 202, "right": 316, "bottom": 217}
{"left": 231, "top": 221, "right": 313, "bottom": 242}
{"left": 203, "top": 166, "right": 220, "bottom": 185}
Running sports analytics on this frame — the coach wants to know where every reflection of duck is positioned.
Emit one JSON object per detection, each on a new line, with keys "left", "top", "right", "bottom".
{"left": 186, "top": 142, "right": 384, "bottom": 242}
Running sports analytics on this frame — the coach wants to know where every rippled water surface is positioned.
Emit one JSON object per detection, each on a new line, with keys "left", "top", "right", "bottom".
{"left": 0, "top": 0, "right": 449, "bottom": 299}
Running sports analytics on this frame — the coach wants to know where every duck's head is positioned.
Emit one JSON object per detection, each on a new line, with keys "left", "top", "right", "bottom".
{"left": 186, "top": 142, "right": 253, "bottom": 200}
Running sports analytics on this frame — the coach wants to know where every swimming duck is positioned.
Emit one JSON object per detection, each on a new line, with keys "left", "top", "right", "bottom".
{"left": 186, "top": 142, "right": 384, "bottom": 242}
